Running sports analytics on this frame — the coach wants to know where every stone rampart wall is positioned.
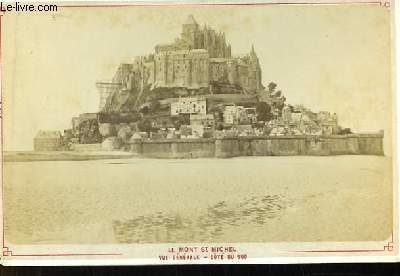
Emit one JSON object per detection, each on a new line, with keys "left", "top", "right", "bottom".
{"left": 127, "top": 134, "right": 384, "bottom": 158}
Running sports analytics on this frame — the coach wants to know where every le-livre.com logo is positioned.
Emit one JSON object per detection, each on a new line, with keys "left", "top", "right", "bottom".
{"left": 0, "top": 2, "right": 57, "bottom": 12}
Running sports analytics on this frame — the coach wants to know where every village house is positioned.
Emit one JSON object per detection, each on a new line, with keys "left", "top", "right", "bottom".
{"left": 34, "top": 130, "right": 62, "bottom": 151}
{"left": 245, "top": 107, "right": 257, "bottom": 124}
{"left": 170, "top": 97, "right": 207, "bottom": 115}
{"left": 290, "top": 112, "right": 320, "bottom": 135}
{"left": 317, "top": 111, "right": 339, "bottom": 135}
{"left": 190, "top": 114, "right": 215, "bottom": 128}
{"left": 223, "top": 105, "right": 248, "bottom": 125}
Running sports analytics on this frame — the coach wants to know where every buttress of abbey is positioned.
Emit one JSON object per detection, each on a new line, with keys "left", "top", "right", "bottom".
{"left": 98, "top": 15, "right": 263, "bottom": 111}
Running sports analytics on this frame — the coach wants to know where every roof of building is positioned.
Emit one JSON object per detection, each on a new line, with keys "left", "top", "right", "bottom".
{"left": 35, "top": 130, "right": 62, "bottom": 139}
{"left": 79, "top": 113, "right": 98, "bottom": 122}
{"left": 177, "top": 96, "right": 207, "bottom": 102}
{"left": 165, "top": 49, "right": 208, "bottom": 55}
{"left": 184, "top": 15, "right": 197, "bottom": 25}
{"left": 291, "top": 113, "right": 302, "bottom": 122}
{"left": 190, "top": 114, "right": 214, "bottom": 119}
{"left": 210, "top": 58, "right": 229, "bottom": 63}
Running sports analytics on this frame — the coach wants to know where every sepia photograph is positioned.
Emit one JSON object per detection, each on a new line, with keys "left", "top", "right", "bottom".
{"left": 0, "top": 0, "right": 397, "bottom": 265}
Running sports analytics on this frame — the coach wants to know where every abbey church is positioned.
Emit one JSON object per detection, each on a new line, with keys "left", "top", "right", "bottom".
{"left": 99, "top": 15, "right": 263, "bottom": 111}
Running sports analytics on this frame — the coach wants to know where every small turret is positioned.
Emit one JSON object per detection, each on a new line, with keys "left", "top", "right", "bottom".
{"left": 250, "top": 44, "right": 257, "bottom": 58}
{"left": 184, "top": 14, "right": 198, "bottom": 26}
{"left": 182, "top": 15, "right": 199, "bottom": 48}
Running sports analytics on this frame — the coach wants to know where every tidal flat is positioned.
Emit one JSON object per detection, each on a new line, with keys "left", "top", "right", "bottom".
{"left": 3, "top": 156, "right": 393, "bottom": 244}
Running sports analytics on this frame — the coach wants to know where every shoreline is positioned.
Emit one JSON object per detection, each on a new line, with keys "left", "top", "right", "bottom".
{"left": 4, "top": 151, "right": 136, "bottom": 162}
{"left": 4, "top": 133, "right": 385, "bottom": 162}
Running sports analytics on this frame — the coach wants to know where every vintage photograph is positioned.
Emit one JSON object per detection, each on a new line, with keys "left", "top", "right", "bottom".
{"left": 0, "top": 0, "right": 397, "bottom": 264}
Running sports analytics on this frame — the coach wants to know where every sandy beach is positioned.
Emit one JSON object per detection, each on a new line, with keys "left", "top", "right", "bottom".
{"left": 3, "top": 151, "right": 136, "bottom": 162}
{"left": 3, "top": 155, "right": 393, "bottom": 244}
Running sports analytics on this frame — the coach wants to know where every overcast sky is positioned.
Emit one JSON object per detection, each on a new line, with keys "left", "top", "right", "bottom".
{"left": 2, "top": 3, "right": 393, "bottom": 151}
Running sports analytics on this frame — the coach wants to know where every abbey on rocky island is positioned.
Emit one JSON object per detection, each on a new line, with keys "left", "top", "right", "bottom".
{"left": 98, "top": 15, "right": 262, "bottom": 111}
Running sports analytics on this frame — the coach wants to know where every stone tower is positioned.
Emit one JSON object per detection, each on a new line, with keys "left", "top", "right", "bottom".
{"left": 248, "top": 45, "right": 262, "bottom": 91}
{"left": 181, "top": 15, "right": 199, "bottom": 48}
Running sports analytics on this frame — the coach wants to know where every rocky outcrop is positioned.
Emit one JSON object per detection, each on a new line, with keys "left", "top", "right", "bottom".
{"left": 117, "top": 125, "right": 133, "bottom": 141}
{"left": 99, "top": 123, "right": 117, "bottom": 138}
{"left": 78, "top": 119, "right": 101, "bottom": 144}
{"left": 102, "top": 89, "right": 140, "bottom": 113}
{"left": 101, "top": 137, "right": 122, "bottom": 151}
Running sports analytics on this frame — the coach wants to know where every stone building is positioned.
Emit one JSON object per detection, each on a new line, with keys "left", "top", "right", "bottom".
{"left": 171, "top": 97, "right": 207, "bottom": 115}
{"left": 223, "top": 105, "right": 247, "bottom": 125}
{"left": 153, "top": 49, "right": 210, "bottom": 88}
{"left": 282, "top": 105, "right": 292, "bottom": 122}
{"left": 34, "top": 130, "right": 62, "bottom": 151}
{"left": 98, "top": 15, "right": 263, "bottom": 111}
{"left": 190, "top": 114, "right": 215, "bottom": 128}
{"left": 155, "top": 15, "right": 231, "bottom": 58}
{"left": 317, "top": 111, "right": 339, "bottom": 135}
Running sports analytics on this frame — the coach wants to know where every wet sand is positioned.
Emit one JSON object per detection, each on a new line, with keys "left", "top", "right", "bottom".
{"left": 4, "top": 151, "right": 135, "bottom": 162}
{"left": 3, "top": 156, "right": 393, "bottom": 244}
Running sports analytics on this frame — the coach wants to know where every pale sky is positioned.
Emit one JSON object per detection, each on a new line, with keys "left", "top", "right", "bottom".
{"left": 2, "top": 3, "right": 393, "bottom": 151}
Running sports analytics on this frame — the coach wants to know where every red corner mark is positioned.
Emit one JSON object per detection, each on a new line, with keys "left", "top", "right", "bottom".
{"left": 2, "top": 247, "right": 11, "bottom": 256}
{"left": 380, "top": 1, "right": 391, "bottom": 8}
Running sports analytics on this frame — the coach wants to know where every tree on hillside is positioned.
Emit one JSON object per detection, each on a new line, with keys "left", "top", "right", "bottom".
{"left": 149, "top": 99, "right": 161, "bottom": 113}
{"left": 256, "top": 102, "right": 274, "bottom": 122}
{"left": 274, "top": 90, "right": 282, "bottom": 98}
{"left": 139, "top": 105, "right": 150, "bottom": 115}
{"left": 138, "top": 118, "right": 153, "bottom": 134}
{"left": 172, "top": 115, "right": 190, "bottom": 130}
{"left": 267, "top": 82, "right": 277, "bottom": 93}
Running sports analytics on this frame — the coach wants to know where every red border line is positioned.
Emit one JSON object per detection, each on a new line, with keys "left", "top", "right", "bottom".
{"left": 290, "top": 233, "right": 394, "bottom": 253}
{"left": 1, "top": 11, "right": 5, "bottom": 251}
{"left": 57, "top": 1, "right": 385, "bottom": 8}
{"left": 0, "top": 0, "right": 394, "bottom": 258}
{"left": 11, "top": 254, "right": 122, "bottom": 257}
{"left": 2, "top": 248, "right": 123, "bottom": 257}
{"left": 3, "top": 250, "right": 122, "bottom": 257}
{"left": 292, "top": 250, "right": 387, "bottom": 253}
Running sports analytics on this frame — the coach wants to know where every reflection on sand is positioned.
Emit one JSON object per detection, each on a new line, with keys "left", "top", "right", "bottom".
{"left": 113, "top": 195, "right": 293, "bottom": 243}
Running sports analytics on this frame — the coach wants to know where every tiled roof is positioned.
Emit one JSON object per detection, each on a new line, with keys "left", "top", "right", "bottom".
{"left": 35, "top": 130, "right": 62, "bottom": 139}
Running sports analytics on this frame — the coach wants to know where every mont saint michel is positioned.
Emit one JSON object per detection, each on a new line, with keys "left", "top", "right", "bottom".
{"left": 30, "top": 15, "right": 383, "bottom": 158}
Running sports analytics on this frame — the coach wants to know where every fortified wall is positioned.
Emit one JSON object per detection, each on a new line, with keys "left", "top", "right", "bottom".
{"left": 126, "top": 133, "right": 384, "bottom": 158}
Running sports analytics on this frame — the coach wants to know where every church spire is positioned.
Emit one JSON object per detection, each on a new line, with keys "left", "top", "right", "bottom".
{"left": 184, "top": 14, "right": 197, "bottom": 25}
{"left": 250, "top": 44, "right": 257, "bottom": 57}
